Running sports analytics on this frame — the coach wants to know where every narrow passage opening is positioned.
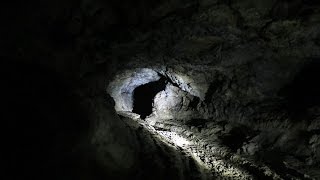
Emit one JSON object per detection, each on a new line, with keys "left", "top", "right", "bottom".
{"left": 132, "top": 75, "right": 167, "bottom": 119}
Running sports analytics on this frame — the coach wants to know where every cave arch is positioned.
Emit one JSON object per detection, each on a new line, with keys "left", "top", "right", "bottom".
{"left": 132, "top": 76, "right": 167, "bottom": 119}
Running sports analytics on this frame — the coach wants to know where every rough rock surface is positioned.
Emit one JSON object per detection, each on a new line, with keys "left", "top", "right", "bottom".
{"left": 106, "top": 0, "right": 320, "bottom": 178}
{"left": 3, "top": 0, "right": 320, "bottom": 179}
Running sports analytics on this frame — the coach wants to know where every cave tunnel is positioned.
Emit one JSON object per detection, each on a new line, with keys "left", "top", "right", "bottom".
{"left": 132, "top": 75, "right": 167, "bottom": 119}
{"left": 4, "top": 0, "right": 320, "bottom": 179}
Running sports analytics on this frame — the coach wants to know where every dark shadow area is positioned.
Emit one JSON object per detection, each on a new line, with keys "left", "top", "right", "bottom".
{"left": 132, "top": 75, "right": 167, "bottom": 119}
{"left": 185, "top": 118, "right": 208, "bottom": 127}
{"left": 279, "top": 59, "right": 320, "bottom": 118}
{"left": 204, "top": 76, "right": 225, "bottom": 104}
{"left": 220, "top": 125, "right": 258, "bottom": 152}
{"left": 188, "top": 97, "right": 200, "bottom": 109}
{"left": 0, "top": 59, "right": 107, "bottom": 180}
{"left": 257, "top": 149, "right": 312, "bottom": 180}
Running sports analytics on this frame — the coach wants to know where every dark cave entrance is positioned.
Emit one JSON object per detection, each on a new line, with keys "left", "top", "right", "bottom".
{"left": 132, "top": 75, "right": 167, "bottom": 119}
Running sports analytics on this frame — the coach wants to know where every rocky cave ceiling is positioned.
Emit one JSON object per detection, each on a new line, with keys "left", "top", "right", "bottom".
{"left": 2, "top": 0, "right": 320, "bottom": 179}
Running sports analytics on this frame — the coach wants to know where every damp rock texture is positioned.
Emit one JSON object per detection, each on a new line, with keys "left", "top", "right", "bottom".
{"left": 3, "top": 0, "right": 320, "bottom": 179}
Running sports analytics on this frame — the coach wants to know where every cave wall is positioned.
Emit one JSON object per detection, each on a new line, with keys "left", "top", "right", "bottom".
{"left": 2, "top": 0, "right": 320, "bottom": 179}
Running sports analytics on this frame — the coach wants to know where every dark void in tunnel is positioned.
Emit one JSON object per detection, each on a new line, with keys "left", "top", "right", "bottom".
{"left": 2, "top": 59, "right": 91, "bottom": 179}
{"left": 279, "top": 58, "right": 320, "bottom": 117}
{"left": 132, "top": 75, "right": 167, "bottom": 119}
